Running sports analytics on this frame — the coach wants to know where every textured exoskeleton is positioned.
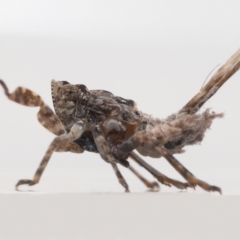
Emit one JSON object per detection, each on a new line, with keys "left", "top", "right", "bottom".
{"left": 1, "top": 48, "right": 240, "bottom": 193}
{"left": 0, "top": 79, "right": 191, "bottom": 192}
{"left": 112, "top": 49, "right": 240, "bottom": 194}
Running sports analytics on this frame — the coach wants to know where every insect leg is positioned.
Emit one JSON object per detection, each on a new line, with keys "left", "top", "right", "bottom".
{"left": 111, "top": 132, "right": 195, "bottom": 191}
{"left": 130, "top": 152, "right": 189, "bottom": 190}
{"left": 159, "top": 148, "right": 222, "bottom": 194}
{"left": 15, "top": 121, "right": 85, "bottom": 190}
{"left": 15, "top": 138, "right": 83, "bottom": 190}
{"left": 0, "top": 80, "right": 65, "bottom": 136}
{"left": 92, "top": 125, "right": 129, "bottom": 192}
{"left": 128, "top": 164, "right": 160, "bottom": 192}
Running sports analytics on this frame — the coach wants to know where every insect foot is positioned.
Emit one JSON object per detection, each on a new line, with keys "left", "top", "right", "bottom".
{"left": 128, "top": 165, "right": 160, "bottom": 192}
{"left": 15, "top": 179, "right": 37, "bottom": 191}
{"left": 150, "top": 182, "right": 160, "bottom": 192}
{"left": 161, "top": 149, "right": 222, "bottom": 194}
{"left": 188, "top": 178, "right": 222, "bottom": 194}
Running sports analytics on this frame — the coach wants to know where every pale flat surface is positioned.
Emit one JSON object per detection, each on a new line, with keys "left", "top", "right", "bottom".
{"left": 0, "top": 193, "right": 239, "bottom": 240}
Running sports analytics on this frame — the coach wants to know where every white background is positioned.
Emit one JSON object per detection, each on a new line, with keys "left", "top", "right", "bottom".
{"left": 0, "top": 0, "right": 240, "bottom": 194}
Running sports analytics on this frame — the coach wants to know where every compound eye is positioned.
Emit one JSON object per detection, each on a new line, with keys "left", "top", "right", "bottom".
{"left": 62, "top": 81, "right": 70, "bottom": 85}
{"left": 76, "top": 84, "right": 88, "bottom": 92}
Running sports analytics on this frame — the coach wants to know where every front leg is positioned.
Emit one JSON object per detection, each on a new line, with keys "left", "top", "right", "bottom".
{"left": 16, "top": 121, "right": 85, "bottom": 190}
{"left": 92, "top": 125, "right": 129, "bottom": 192}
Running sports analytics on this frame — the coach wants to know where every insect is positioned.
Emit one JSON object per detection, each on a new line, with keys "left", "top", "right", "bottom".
{"left": 0, "top": 80, "right": 190, "bottom": 192}
{"left": 1, "top": 49, "right": 240, "bottom": 193}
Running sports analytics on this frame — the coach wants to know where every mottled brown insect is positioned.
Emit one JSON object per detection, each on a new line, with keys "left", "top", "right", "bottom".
{"left": 1, "top": 49, "right": 240, "bottom": 193}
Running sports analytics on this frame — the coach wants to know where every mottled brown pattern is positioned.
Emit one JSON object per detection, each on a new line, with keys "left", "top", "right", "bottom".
{"left": 112, "top": 49, "right": 240, "bottom": 194}
{"left": 1, "top": 79, "right": 159, "bottom": 191}
{"left": 0, "top": 81, "right": 66, "bottom": 136}
{"left": 1, "top": 48, "right": 240, "bottom": 193}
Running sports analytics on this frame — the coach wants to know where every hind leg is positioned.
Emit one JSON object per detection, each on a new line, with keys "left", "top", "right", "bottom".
{"left": 112, "top": 133, "right": 190, "bottom": 190}
{"left": 130, "top": 152, "right": 189, "bottom": 190}
{"left": 158, "top": 147, "right": 222, "bottom": 194}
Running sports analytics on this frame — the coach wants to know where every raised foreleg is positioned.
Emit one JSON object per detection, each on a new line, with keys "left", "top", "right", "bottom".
{"left": 0, "top": 79, "right": 65, "bottom": 135}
